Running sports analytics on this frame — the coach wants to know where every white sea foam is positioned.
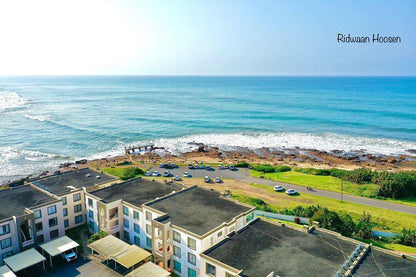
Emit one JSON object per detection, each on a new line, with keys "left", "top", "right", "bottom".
{"left": 0, "top": 92, "right": 28, "bottom": 111}
{"left": 24, "top": 114, "right": 49, "bottom": 122}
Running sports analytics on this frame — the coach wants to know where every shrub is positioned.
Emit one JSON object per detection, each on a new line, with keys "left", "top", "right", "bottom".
{"left": 252, "top": 164, "right": 275, "bottom": 173}
{"left": 88, "top": 230, "right": 108, "bottom": 243}
{"left": 121, "top": 167, "right": 144, "bottom": 180}
{"left": 314, "top": 169, "right": 331, "bottom": 176}
{"left": 329, "top": 169, "right": 347, "bottom": 178}
{"left": 276, "top": 165, "right": 291, "bottom": 172}
{"left": 116, "top": 161, "right": 132, "bottom": 166}
{"left": 235, "top": 161, "right": 250, "bottom": 168}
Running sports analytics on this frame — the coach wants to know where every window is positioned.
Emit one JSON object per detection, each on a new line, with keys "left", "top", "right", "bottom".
{"left": 188, "top": 252, "right": 196, "bottom": 265}
{"left": 73, "top": 193, "right": 81, "bottom": 202}
{"left": 145, "top": 211, "right": 152, "bottom": 221}
{"left": 49, "top": 217, "right": 58, "bottom": 227}
{"left": 173, "top": 260, "right": 181, "bottom": 273}
{"left": 124, "top": 219, "right": 129, "bottom": 228}
{"left": 74, "top": 204, "right": 82, "bottom": 213}
{"left": 0, "top": 224, "right": 10, "bottom": 235}
{"left": 133, "top": 211, "right": 139, "bottom": 220}
{"left": 35, "top": 222, "right": 43, "bottom": 231}
{"left": 89, "top": 221, "right": 94, "bottom": 230}
{"left": 75, "top": 215, "right": 83, "bottom": 224}
{"left": 174, "top": 245, "right": 181, "bottom": 258}
{"left": 134, "top": 223, "right": 140, "bottom": 233}
{"left": 37, "top": 235, "right": 44, "bottom": 244}
{"left": 64, "top": 219, "right": 69, "bottom": 228}
{"left": 50, "top": 229, "right": 59, "bottom": 239}
{"left": 188, "top": 268, "right": 196, "bottom": 277}
{"left": 206, "top": 263, "right": 216, "bottom": 276}
{"left": 124, "top": 231, "right": 130, "bottom": 242}
{"left": 47, "top": 205, "right": 57, "bottom": 215}
{"left": 88, "top": 210, "right": 94, "bottom": 218}
{"left": 146, "top": 237, "right": 152, "bottom": 247}
{"left": 1, "top": 238, "right": 12, "bottom": 249}
{"left": 62, "top": 197, "right": 67, "bottom": 205}
{"left": 123, "top": 206, "right": 129, "bottom": 216}
{"left": 34, "top": 210, "right": 42, "bottom": 219}
{"left": 63, "top": 208, "right": 68, "bottom": 217}
{"left": 188, "top": 237, "right": 196, "bottom": 250}
{"left": 246, "top": 213, "right": 254, "bottom": 223}
{"left": 217, "top": 231, "right": 222, "bottom": 237}
{"left": 173, "top": 231, "right": 181, "bottom": 243}
{"left": 146, "top": 224, "right": 152, "bottom": 235}
{"left": 134, "top": 236, "right": 140, "bottom": 246}
{"left": 88, "top": 198, "right": 93, "bottom": 207}
{"left": 2, "top": 251, "right": 13, "bottom": 260}
{"left": 225, "top": 272, "right": 235, "bottom": 277}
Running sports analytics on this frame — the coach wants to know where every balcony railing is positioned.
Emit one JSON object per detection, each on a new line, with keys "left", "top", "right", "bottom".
{"left": 22, "top": 239, "right": 34, "bottom": 248}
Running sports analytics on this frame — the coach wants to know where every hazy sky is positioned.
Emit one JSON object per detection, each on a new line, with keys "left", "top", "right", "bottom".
{"left": 0, "top": 0, "right": 414, "bottom": 75}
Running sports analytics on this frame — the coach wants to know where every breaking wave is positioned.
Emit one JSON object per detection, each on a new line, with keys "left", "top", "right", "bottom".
{"left": 0, "top": 92, "right": 28, "bottom": 111}
{"left": 24, "top": 114, "right": 49, "bottom": 122}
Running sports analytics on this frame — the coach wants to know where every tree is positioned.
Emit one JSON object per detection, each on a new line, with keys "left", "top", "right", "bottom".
{"left": 356, "top": 212, "right": 375, "bottom": 239}
{"left": 88, "top": 230, "right": 108, "bottom": 243}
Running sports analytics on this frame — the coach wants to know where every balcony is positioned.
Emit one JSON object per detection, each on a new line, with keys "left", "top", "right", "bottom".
{"left": 22, "top": 239, "right": 34, "bottom": 248}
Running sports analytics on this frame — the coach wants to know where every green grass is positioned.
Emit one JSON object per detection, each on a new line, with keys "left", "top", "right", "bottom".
{"left": 355, "top": 238, "right": 416, "bottom": 254}
{"left": 102, "top": 166, "right": 146, "bottom": 179}
{"left": 233, "top": 183, "right": 416, "bottom": 233}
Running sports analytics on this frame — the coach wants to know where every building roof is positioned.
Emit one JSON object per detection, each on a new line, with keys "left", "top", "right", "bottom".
{"left": 89, "top": 178, "right": 182, "bottom": 206}
{"left": 32, "top": 168, "right": 115, "bottom": 196}
{"left": 204, "top": 219, "right": 358, "bottom": 277}
{"left": 148, "top": 187, "right": 253, "bottom": 236}
{"left": 39, "top": 235, "right": 79, "bottom": 257}
{"left": 0, "top": 185, "right": 57, "bottom": 220}
{"left": 126, "top": 262, "right": 170, "bottom": 277}
{"left": 0, "top": 265, "right": 16, "bottom": 277}
{"left": 4, "top": 248, "right": 46, "bottom": 273}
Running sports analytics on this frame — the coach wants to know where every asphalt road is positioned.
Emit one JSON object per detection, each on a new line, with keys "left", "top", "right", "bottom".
{"left": 154, "top": 165, "right": 416, "bottom": 215}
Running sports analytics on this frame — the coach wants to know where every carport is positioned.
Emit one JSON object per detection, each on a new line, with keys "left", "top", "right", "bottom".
{"left": 39, "top": 235, "right": 79, "bottom": 267}
{"left": 4, "top": 248, "right": 46, "bottom": 273}
{"left": 126, "top": 262, "right": 170, "bottom": 277}
{"left": 0, "top": 265, "right": 17, "bottom": 277}
{"left": 88, "top": 235, "right": 151, "bottom": 270}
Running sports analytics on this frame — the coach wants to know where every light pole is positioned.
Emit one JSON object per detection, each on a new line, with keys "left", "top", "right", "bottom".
{"left": 341, "top": 176, "right": 344, "bottom": 202}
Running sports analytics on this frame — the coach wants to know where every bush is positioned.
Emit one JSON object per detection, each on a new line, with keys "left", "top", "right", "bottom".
{"left": 252, "top": 164, "right": 275, "bottom": 173}
{"left": 329, "top": 169, "right": 347, "bottom": 178}
{"left": 276, "top": 165, "right": 291, "bottom": 172}
{"left": 314, "top": 169, "right": 331, "bottom": 176}
{"left": 121, "top": 167, "right": 144, "bottom": 180}
{"left": 235, "top": 161, "right": 250, "bottom": 168}
{"left": 116, "top": 161, "right": 132, "bottom": 166}
{"left": 88, "top": 230, "right": 108, "bottom": 243}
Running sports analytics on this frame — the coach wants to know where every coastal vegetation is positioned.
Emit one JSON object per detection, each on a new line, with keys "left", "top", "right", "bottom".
{"left": 102, "top": 166, "right": 144, "bottom": 180}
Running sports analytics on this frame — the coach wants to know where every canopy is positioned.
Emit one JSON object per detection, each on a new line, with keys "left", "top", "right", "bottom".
{"left": 4, "top": 248, "right": 45, "bottom": 272}
{"left": 39, "top": 235, "right": 79, "bottom": 257}
{"left": 0, "top": 265, "right": 17, "bottom": 277}
{"left": 88, "top": 235, "right": 151, "bottom": 268}
{"left": 126, "top": 262, "right": 170, "bottom": 277}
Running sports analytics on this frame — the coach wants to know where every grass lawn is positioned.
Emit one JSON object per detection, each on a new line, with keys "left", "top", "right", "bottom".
{"left": 355, "top": 238, "right": 416, "bottom": 255}
{"left": 250, "top": 170, "right": 416, "bottom": 207}
{"left": 102, "top": 166, "right": 149, "bottom": 179}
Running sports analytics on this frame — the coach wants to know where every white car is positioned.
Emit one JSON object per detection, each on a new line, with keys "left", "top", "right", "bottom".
{"left": 286, "top": 189, "right": 297, "bottom": 195}
{"left": 184, "top": 172, "right": 192, "bottom": 178}
{"left": 163, "top": 171, "right": 171, "bottom": 177}
{"left": 274, "top": 185, "right": 285, "bottom": 192}
{"left": 204, "top": 176, "right": 210, "bottom": 183}
{"left": 215, "top": 177, "right": 221, "bottom": 183}
{"left": 174, "top": 175, "right": 181, "bottom": 181}
{"left": 61, "top": 249, "right": 77, "bottom": 262}
{"left": 145, "top": 171, "right": 151, "bottom": 176}
{"left": 152, "top": 171, "right": 161, "bottom": 177}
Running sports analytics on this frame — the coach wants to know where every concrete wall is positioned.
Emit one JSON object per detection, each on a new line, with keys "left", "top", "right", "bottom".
{"left": 32, "top": 201, "right": 65, "bottom": 243}
{"left": 0, "top": 218, "right": 19, "bottom": 265}
{"left": 255, "top": 210, "right": 309, "bottom": 225}
{"left": 62, "top": 190, "right": 86, "bottom": 229}
{"left": 171, "top": 228, "right": 201, "bottom": 277}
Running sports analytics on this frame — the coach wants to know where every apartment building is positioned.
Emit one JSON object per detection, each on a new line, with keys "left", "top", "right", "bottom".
{"left": 85, "top": 178, "right": 183, "bottom": 250}
{"left": 146, "top": 186, "right": 255, "bottom": 277}
{"left": 0, "top": 185, "right": 64, "bottom": 265}
{"left": 31, "top": 168, "right": 116, "bottom": 230}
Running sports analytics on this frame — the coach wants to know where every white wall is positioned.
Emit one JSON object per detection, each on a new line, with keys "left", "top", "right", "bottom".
{"left": 33, "top": 201, "right": 65, "bottom": 243}
{"left": 62, "top": 190, "right": 86, "bottom": 229}
{"left": 0, "top": 219, "right": 19, "bottom": 265}
{"left": 171, "top": 228, "right": 201, "bottom": 277}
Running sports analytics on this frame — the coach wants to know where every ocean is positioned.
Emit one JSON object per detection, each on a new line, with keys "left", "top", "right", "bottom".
{"left": 0, "top": 76, "right": 415, "bottom": 183}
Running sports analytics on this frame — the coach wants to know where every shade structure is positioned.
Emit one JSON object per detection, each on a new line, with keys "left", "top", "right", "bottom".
{"left": 4, "top": 248, "right": 46, "bottom": 272}
{"left": 0, "top": 265, "right": 17, "bottom": 277}
{"left": 126, "top": 262, "right": 170, "bottom": 277}
{"left": 88, "top": 235, "right": 151, "bottom": 268}
{"left": 39, "top": 235, "right": 79, "bottom": 257}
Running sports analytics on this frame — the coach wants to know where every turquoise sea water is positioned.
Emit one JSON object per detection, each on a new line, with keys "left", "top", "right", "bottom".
{"left": 0, "top": 76, "right": 415, "bottom": 182}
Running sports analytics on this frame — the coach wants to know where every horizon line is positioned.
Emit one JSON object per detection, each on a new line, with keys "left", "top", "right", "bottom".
{"left": 0, "top": 74, "right": 415, "bottom": 77}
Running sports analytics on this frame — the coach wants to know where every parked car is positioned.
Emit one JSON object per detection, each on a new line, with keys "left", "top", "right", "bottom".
{"left": 174, "top": 175, "right": 181, "bottom": 181}
{"left": 224, "top": 165, "right": 229, "bottom": 169}
{"left": 193, "top": 164, "right": 199, "bottom": 169}
{"left": 163, "top": 171, "right": 171, "bottom": 177}
{"left": 274, "top": 185, "right": 285, "bottom": 192}
{"left": 152, "top": 171, "right": 161, "bottom": 177}
{"left": 184, "top": 172, "right": 192, "bottom": 178}
{"left": 219, "top": 165, "right": 224, "bottom": 170}
{"left": 171, "top": 163, "right": 176, "bottom": 168}
{"left": 204, "top": 176, "right": 210, "bottom": 183}
{"left": 286, "top": 189, "right": 297, "bottom": 195}
{"left": 215, "top": 177, "right": 221, "bottom": 183}
{"left": 206, "top": 165, "right": 211, "bottom": 170}
{"left": 230, "top": 165, "right": 235, "bottom": 171}
{"left": 145, "top": 171, "right": 151, "bottom": 176}
{"left": 200, "top": 164, "right": 205, "bottom": 169}
{"left": 159, "top": 163, "right": 165, "bottom": 168}
{"left": 188, "top": 163, "right": 193, "bottom": 169}
{"left": 61, "top": 249, "right": 77, "bottom": 262}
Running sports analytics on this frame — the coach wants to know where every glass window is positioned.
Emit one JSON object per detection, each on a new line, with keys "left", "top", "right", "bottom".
{"left": 124, "top": 231, "right": 130, "bottom": 242}
{"left": 123, "top": 206, "right": 129, "bottom": 216}
{"left": 124, "top": 219, "right": 129, "bottom": 228}
{"left": 146, "top": 211, "right": 152, "bottom": 221}
{"left": 1, "top": 238, "right": 12, "bottom": 249}
{"left": 73, "top": 193, "right": 81, "bottom": 202}
{"left": 146, "top": 224, "right": 152, "bottom": 235}
{"left": 34, "top": 210, "right": 42, "bottom": 219}
{"left": 89, "top": 210, "right": 94, "bottom": 218}
{"left": 217, "top": 231, "right": 222, "bottom": 237}
{"left": 47, "top": 205, "right": 57, "bottom": 215}
{"left": 133, "top": 211, "right": 139, "bottom": 220}
{"left": 63, "top": 208, "right": 68, "bottom": 216}
{"left": 75, "top": 215, "right": 83, "bottom": 224}
{"left": 2, "top": 251, "right": 13, "bottom": 260}
{"left": 188, "top": 237, "right": 196, "bottom": 250}
{"left": 173, "top": 230, "right": 181, "bottom": 243}
{"left": 0, "top": 224, "right": 10, "bottom": 235}
{"left": 134, "top": 223, "right": 140, "bottom": 233}
{"left": 174, "top": 260, "right": 181, "bottom": 273}
{"left": 89, "top": 221, "right": 94, "bottom": 230}
{"left": 49, "top": 217, "right": 58, "bottom": 227}
{"left": 188, "top": 268, "right": 197, "bottom": 277}
{"left": 74, "top": 204, "right": 82, "bottom": 213}
{"left": 134, "top": 236, "right": 140, "bottom": 246}
{"left": 174, "top": 245, "right": 181, "bottom": 258}
{"left": 188, "top": 252, "right": 196, "bottom": 265}
{"left": 206, "top": 263, "right": 216, "bottom": 276}
{"left": 35, "top": 222, "right": 43, "bottom": 231}
{"left": 62, "top": 197, "right": 67, "bottom": 205}
{"left": 37, "top": 235, "right": 44, "bottom": 244}
{"left": 64, "top": 219, "right": 69, "bottom": 228}
{"left": 88, "top": 198, "right": 93, "bottom": 207}
{"left": 50, "top": 229, "right": 59, "bottom": 239}
{"left": 246, "top": 213, "right": 254, "bottom": 223}
{"left": 146, "top": 237, "right": 152, "bottom": 247}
